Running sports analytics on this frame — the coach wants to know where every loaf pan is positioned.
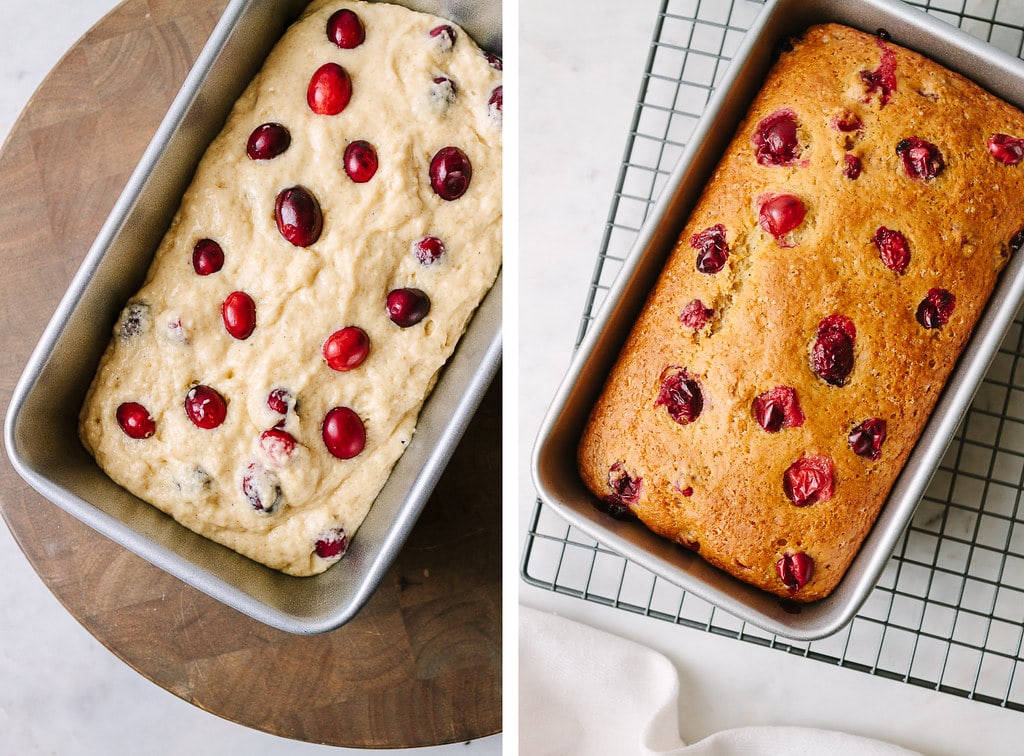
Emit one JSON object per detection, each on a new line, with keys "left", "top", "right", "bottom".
{"left": 4, "top": 0, "right": 502, "bottom": 635}
{"left": 532, "top": 0, "right": 1024, "bottom": 641}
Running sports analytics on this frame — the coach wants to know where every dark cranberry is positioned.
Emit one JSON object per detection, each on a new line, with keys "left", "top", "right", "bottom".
{"left": 488, "top": 85, "right": 503, "bottom": 122}
{"left": 860, "top": 42, "right": 897, "bottom": 107}
{"left": 679, "top": 538, "right": 700, "bottom": 552}
{"left": 275, "top": 186, "right": 323, "bottom": 247}
{"left": 118, "top": 301, "right": 151, "bottom": 339}
{"left": 831, "top": 111, "right": 863, "bottom": 132}
{"left": 751, "top": 108, "right": 801, "bottom": 166}
{"left": 192, "top": 239, "right": 224, "bottom": 275}
{"left": 896, "top": 137, "right": 944, "bottom": 180}
{"left": 690, "top": 223, "right": 729, "bottom": 274}
{"left": 412, "top": 235, "right": 445, "bottom": 264}
{"left": 987, "top": 133, "right": 1024, "bottom": 165}
{"left": 430, "top": 146, "right": 473, "bottom": 200}
{"left": 386, "top": 288, "right": 430, "bottom": 327}
{"left": 677, "top": 484, "right": 694, "bottom": 497}
{"left": 843, "top": 154, "right": 862, "bottom": 179}
{"left": 242, "top": 462, "right": 282, "bottom": 514}
{"left": 260, "top": 428, "right": 296, "bottom": 466}
{"left": 307, "top": 62, "right": 352, "bottom": 115}
{"left": 430, "top": 76, "right": 458, "bottom": 108}
{"left": 323, "top": 326, "right": 370, "bottom": 371}
{"left": 777, "top": 551, "right": 815, "bottom": 594}
{"left": 849, "top": 418, "right": 887, "bottom": 460}
{"left": 811, "top": 314, "right": 856, "bottom": 386}
{"left": 758, "top": 194, "right": 806, "bottom": 239}
{"left": 484, "top": 51, "right": 502, "bottom": 70}
{"left": 679, "top": 299, "right": 713, "bottom": 330}
{"left": 315, "top": 527, "right": 349, "bottom": 560}
{"left": 429, "top": 24, "right": 456, "bottom": 50}
{"left": 326, "top": 8, "right": 365, "bottom": 49}
{"left": 873, "top": 226, "right": 911, "bottom": 274}
{"left": 343, "top": 140, "right": 378, "bottom": 183}
{"left": 655, "top": 367, "right": 703, "bottom": 425}
{"left": 116, "top": 402, "right": 156, "bottom": 439}
{"left": 184, "top": 385, "right": 227, "bottom": 429}
{"left": 916, "top": 288, "right": 955, "bottom": 329}
{"left": 594, "top": 461, "right": 640, "bottom": 520}
{"left": 783, "top": 454, "right": 835, "bottom": 506}
{"left": 322, "top": 406, "right": 366, "bottom": 459}
{"left": 246, "top": 123, "right": 291, "bottom": 160}
{"left": 752, "top": 386, "right": 804, "bottom": 433}
{"left": 267, "top": 388, "right": 292, "bottom": 415}
{"left": 222, "top": 291, "right": 256, "bottom": 340}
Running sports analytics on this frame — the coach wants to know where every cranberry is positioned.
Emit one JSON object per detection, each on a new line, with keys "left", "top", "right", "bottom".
{"left": 430, "top": 76, "right": 458, "bottom": 109}
{"left": 758, "top": 194, "right": 806, "bottom": 239}
{"left": 484, "top": 51, "right": 502, "bottom": 70}
{"left": 987, "top": 133, "right": 1024, "bottom": 165}
{"left": 896, "top": 137, "right": 944, "bottom": 180}
{"left": 429, "top": 24, "right": 456, "bottom": 50}
{"left": 315, "top": 527, "right": 349, "bottom": 559}
{"left": 246, "top": 123, "right": 290, "bottom": 160}
{"left": 849, "top": 418, "right": 887, "bottom": 460}
{"left": 679, "top": 538, "right": 700, "bottom": 552}
{"left": 430, "top": 146, "right": 473, "bottom": 200}
{"left": 916, "top": 287, "right": 955, "bottom": 329}
{"left": 488, "top": 85, "right": 503, "bottom": 123}
{"left": 118, "top": 301, "right": 151, "bottom": 340}
{"left": 222, "top": 291, "right": 256, "bottom": 340}
{"left": 412, "top": 235, "right": 445, "bottom": 265}
{"left": 873, "top": 226, "right": 911, "bottom": 274}
{"left": 192, "top": 239, "right": 224, "bottom": 275}
{"left": 116, "top": 402, "right": 156, "bottom": 439}
{"left": 184, "top": 385, "right": 227, "bottom": 429}
{"left": 343, "top": 140, "right": 378, "bottom": 183}
{"left": 751, "top": 108, "right": 801, "bottom": 166}
{"left": 655, "top": 367, "right": 703, "bottom": 425}
{"left": 777, "top": 551, "right": 815, "bottom": 594}
{"left": 267, "top": 388, "right": 292, "bottom": 415}
{"left": 811, "top": 314, "right": 856, "bottom": 386}
{"left": 831, "top": 111, "right": 863, "bottom": 132}
{"left": 843, "top": 154, "right": 862, "bottom": 179}
{"left": 326, "top": 8, "right": 365, "bottom": 49}
{"left": 783, "top": 454, "right": 835, "bottom": 506}
{"left": 323, "top": 326, "right": 370, "bottom": 371}
{"left": 752, "top": 386, "right": 804, "bottom": 433}
{"left": 322, "top": 406, "right": 366, "bottom": 459}
{"left": 387, "top": 288, "right": 431, "bottom": 327}
{"left": 860, "top": 42, "right": 897, "bottom": 107}
{"left": 307, "top": 62, "right": 352, "bottom": 115}
{"left": 690, "top": 223, "right": 729, "bottom": 274}
{"left": 679, "top": 299, "right": 713, "bottom": 330}
{"left": 275, "top": 186, "right": 323, "bottom": 247}
{"left": 259, "top": 428, "right": 296, "bottom": 466}
{"left": 242, "top": 462, "right": 282, "bottom": 514}
{"left": 594, "top": 461, "right": 640, "bottom": 520}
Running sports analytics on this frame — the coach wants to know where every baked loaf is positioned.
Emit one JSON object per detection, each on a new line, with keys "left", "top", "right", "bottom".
{"left": 578, "top": 23, "right": 1024, "bottom": 601}
{"left": 79, "top": 0, "right": 502, "bottom": 576}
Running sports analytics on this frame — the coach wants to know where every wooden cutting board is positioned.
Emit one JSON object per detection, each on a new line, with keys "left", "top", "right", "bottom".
{"left": 0, "top": 0, "right": 501, "bottom": 748}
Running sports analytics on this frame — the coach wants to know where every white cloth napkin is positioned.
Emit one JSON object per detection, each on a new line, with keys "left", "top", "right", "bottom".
{"left": 519, "top": 606, "right": 922, "bottom": 756}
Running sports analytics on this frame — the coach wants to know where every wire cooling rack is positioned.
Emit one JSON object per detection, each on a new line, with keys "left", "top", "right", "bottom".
{"left": 521, "top": 0, "right": 1024, "bottom": 709}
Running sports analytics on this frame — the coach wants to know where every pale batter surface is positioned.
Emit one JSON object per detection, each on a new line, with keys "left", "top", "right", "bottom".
{"left": 79, "top": 0, "right": 502, "bottom": 575}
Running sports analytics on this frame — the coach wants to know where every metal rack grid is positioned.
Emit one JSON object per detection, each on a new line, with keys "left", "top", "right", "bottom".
{"left": 521, "top": 0, "right": 1024, "bottom": 709}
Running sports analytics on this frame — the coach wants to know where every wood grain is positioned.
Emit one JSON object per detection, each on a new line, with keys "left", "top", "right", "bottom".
{"left": 0, "top": 0, "right": 501, "bottom": 747}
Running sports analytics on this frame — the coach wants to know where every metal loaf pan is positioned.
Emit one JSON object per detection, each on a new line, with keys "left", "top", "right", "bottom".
{"left": 532, "top": 0, "right": 1024, "bottom": 641}
{"left": 4, "top": 0, "right": 502, "bottom": 635}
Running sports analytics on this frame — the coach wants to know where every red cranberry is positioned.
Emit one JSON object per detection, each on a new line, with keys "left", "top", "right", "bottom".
{"left": 275, "top": 186, "right": 323, "bottom": 247}
{"left": 412, "top": 235, "right": 445, "bottom": 264}
{"left": 860, "top": 42, "right": 897, "bottom": 107}
{"left": 323, "top": 326, "right": 370, "bottom": 371}
{"left": 655, "top": 367, "right": 703, "bottom": 425}
{"left": 184, "top": 385, "right": 227, "bottom": 429}
{"left": 831, "top": 111, "right": 863, "bottom": 132}
{"left": 430, "top": 76, "right": 458, "bottom": 107}
{"left": 843, "top": 154, "right": 862, "bottom": 179}
{"left": 679, "top": 538, "right": 700, "bottom": 552}
{"left": 896, "top": 137, "right": 944, "bottom": 180}
{"left": 484, "top": 52, "right": 502, "bottom": 70}
{"left": 777, "top": 551, "right": 814, "bottom": 594}
{"left": 192, "top": 239, "right": 224, "bottom": 275}
{"left": 307, "top": 62, "right": 352, "bottom": 115}
{"left": 118, "top": 301, "right": 151, "bottom": 340}
{"left": 987, "top": 133, "right": 1024, "bottom": 165}
{"left": 116, "top": 402, "right": 156, "bottom": 439}
{"left": 322, "top": 406, "right": 366, "bottom": 460}
{"left": 430, "top": 146, "right": 473, "bottom": 200}
{"left": 326, "top": 8, "right": 365, "bottom": 49}
{"left": 267, "top": 388, "right": 292, "bottom": 415}
{"left": 758, "top": 194, "right": 806, "bottom": 239}
{"left": 594, "top": 461, "right": 640, "bottom": 520}
{"left": 679, "top": 299, "right": 713, "bottom": 330}
{"left": 387, "top": 288, "right": 430, "bottom": 327}
{"left": 751, "top": 108, "right": 801, "bottom": 166}
{"left": 783, "top": 454, "right": 835, "bottom": 506}
{"left": 343, "top": 140, "right": 378, "bottom": 183}
{"left": 222, "top": 291, "right": 256, "bottom": 340}
{"left": 873, "top": 226, "right": 911, "bottom": 274}
{"left": 916, "top": 287, "right": 955, "bottom": 329}
{"left": 246, "top": 123, "right": 290, "bottom": 160}
{"left": 315, "top": 527, "right": 349, "bottom": 559}
{"left": 812, "top": 314, "right": 856, "bottom": 386}
{"left": 429, "top": 24, "right": 456, "bottom": 50}
{"left": 260, "top": 428, "right": 296, "bottom": 466}
{"left": 242, "top": 462, "right": 282, "bottom": 514}
{"left": 849, "top": 418, "right": 887, "bottom": 460}
{"left": 690, "top": 223, "right": 729, "bottom": 274}
{"left": 752, "top": 386, "right": 804, "bottom": 433}
{"left": 488, "top": 85, "right": 503, "bottom": 122}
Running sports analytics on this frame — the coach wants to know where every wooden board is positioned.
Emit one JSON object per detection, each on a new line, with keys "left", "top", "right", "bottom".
{"left": 0, "top": 0, "right": 501, "bottom": 747}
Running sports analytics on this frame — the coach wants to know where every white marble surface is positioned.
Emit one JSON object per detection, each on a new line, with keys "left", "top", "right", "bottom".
{"left": 520, "top": 0, "right": 1024, "bottom": 753}
{"left": 0, "top": 2, "right": 500, "bottom": 754}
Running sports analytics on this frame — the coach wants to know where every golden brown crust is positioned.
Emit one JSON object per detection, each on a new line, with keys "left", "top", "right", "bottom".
{"left": 578, "top": 23, "right": 1024, "bottom": 601}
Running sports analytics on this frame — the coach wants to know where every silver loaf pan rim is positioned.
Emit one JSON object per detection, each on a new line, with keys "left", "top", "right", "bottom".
{"left": 3, "top": 0, "right": 503, "bottom": 635}
{"left": 532, "top": 0, "right": 1024, "bottom": 641}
